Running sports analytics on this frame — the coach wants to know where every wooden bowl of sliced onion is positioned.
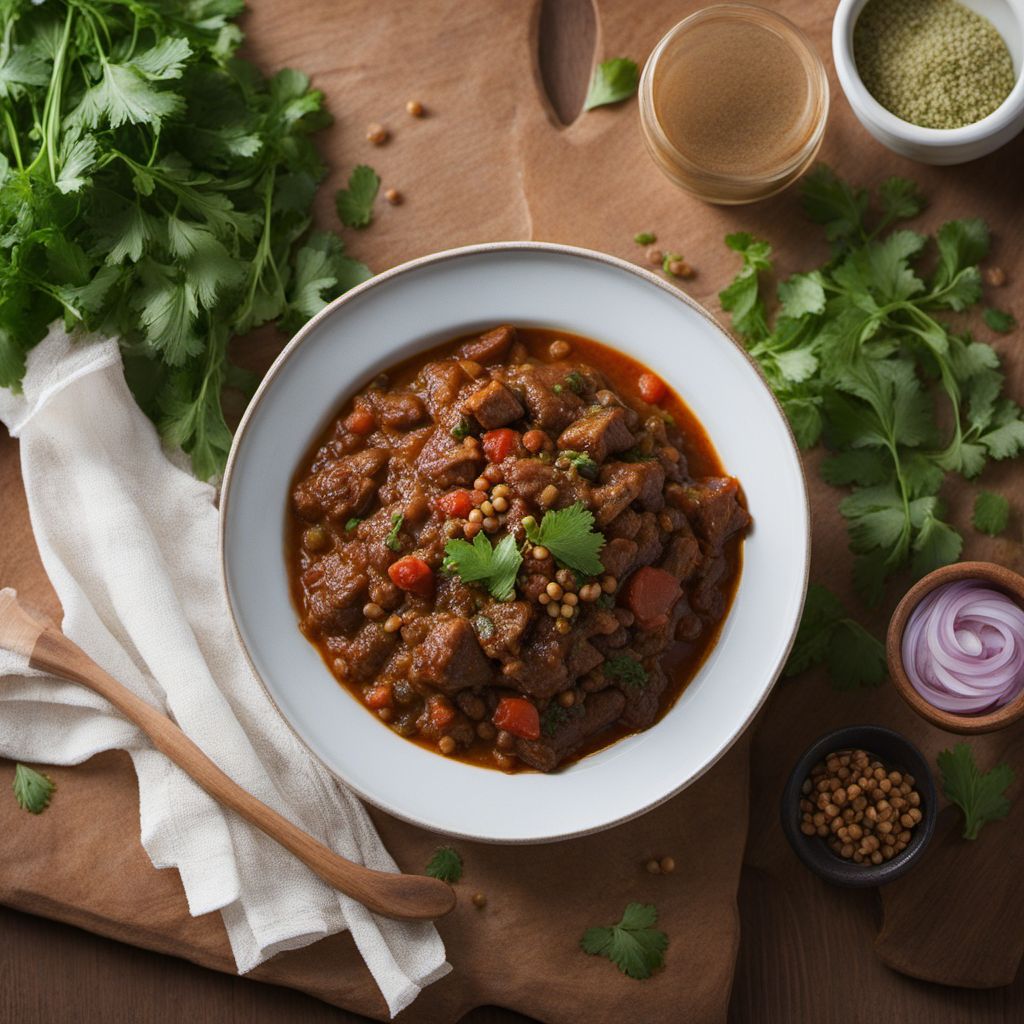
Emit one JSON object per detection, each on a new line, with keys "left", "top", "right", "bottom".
{"left": 887, "top": 562, "right": 1024, "bottom": 734}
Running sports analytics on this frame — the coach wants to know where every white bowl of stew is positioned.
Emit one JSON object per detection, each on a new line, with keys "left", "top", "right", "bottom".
{"left": 221, "top": 243, "right": 809, "bottom": 843}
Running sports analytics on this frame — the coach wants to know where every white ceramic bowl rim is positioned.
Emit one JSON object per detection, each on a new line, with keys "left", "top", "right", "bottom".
{"left": 833, "top": 0, "right": 1024, "bottom": 146}
{"left": 220, "top": 242, "right": 811, "bottom": 843}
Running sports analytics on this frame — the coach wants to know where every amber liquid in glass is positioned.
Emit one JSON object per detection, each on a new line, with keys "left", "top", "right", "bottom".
{"left": 652, "top": 18, "right": 813, "bottom": 176}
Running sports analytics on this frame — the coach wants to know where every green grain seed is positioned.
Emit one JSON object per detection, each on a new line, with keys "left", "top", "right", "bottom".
{"left": 854, "top": 0, "right": 1017, "bottom": 129}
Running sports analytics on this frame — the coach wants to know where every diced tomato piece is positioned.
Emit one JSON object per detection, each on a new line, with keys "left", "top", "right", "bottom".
{"left": 365, "top": 682, "right": 393, "bottom": 709}
{"left": 621, "top": 565, "right": 682, "bottom": 630}
{"left": 492, "top": 696, "right": 541, "bottom": 741}
{"left": 427, "top": 694, "right": 456, "bottom": 731}
{"left": 638, "top": 372, "right": 668, "bottom": 404}
{"left": 482, "top": 428, "right": 517, "bottom": 464}
{"left": 388, "top": 556, "right": 435, "bottom": 596}
{"left": 434, "top": 490, "right": 474, "bottom": 518}
{"left": 344, "top": 407, "right": 376, "bottom": 434}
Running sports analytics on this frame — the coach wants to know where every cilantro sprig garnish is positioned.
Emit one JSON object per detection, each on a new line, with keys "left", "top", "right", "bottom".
{"left": 983, "top": 308, "right": 1016, "bottom": 334}
{"left": 0, "top": 0, "right": 370, "bottom": 479}
{"left": 937, "top": 743, "right": 1014, "bottom": 840}
{"left": 13, "top": 764, "right": 55, "bottom": 815}
{"left": 605, "top": 656, "right": 648, "bottom": 689}
{"left": 783, "top": 584, "right": 886, "bottom": 690}
{"left": 425, "top": 845, "right": 463, "bottom": 883}
{"left": 583, "top": 58, "right": 639, "bottom": 111}
{"left": 524, "top": 503, "right": 605, "bottom": 577}
{"left": 580, "top": 902, "right": 668, "bottom": 980}
{"left": 335, "top": 164, "right": 380, "bottom": 229}
{"left": 972, "top": 492, "right": 1010, "bottom": 536}
{"left": 443, "top": 533, "right": 522, "bottom": 601}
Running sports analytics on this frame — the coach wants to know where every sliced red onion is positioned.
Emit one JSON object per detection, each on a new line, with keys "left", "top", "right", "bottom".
{"left": 902, "top": 580, "right": 1024, "bottom": 714}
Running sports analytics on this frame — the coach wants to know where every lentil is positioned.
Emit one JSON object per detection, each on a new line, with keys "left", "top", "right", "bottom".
{"left": 659, "top": 856, "right": 676, "bottom": 874}
{"left": 363, "top": 602, "right": 385, "bottom": 621}
{"left": 438, "top": 736, "right": 456, "bottom": 755}
{"left": 854, "top": 0, "right": 1016, "bottom": 129}
{"left": 383, "top": 614, "right": 403, "bottom": 633}
{"left": 549, "top": 339, "right": 572, "bottom": 359}
{"left": 645, "top": 858, "right": 662, "bottom": 874}
{"left": 539, "top": 483, "right": 560, "bottom": 507}
{"left": 472, "top": 892, "right": 488, "bottom": 909}
{"left": 800, "top": 749, "right": 925, "bottom": 864}
{"left": 986, "top": 266, "right": 1006, "bottom": 287}
{"left": 384, "top": 187, "right": 402, "bottom": 205}
{"left": 366, "top": 122, "right": 389, "bottom": 144}
{"left": 406, "top": 100, "right": 425, "bottom": 117}
{"left": 303, "top": 525, "right": 329, "bottom": 552}
{"left": 555, "top": 617, "right": 571, "bottom": 634}
{"left": 558, "top": 690, "right": 576, "bottom": 708}
{"left": 531, "top": 545, "right": 549, "bottom": 560}
{"left": 646, "top": 247, "right": 663, "bottom": 266}
{"left": 492, "top": 496, "right": 509, "bottom": 512}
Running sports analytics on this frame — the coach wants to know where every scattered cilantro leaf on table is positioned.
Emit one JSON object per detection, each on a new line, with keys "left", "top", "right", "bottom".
{"left": 13, "top": 764, "right": 55, "bottom": 814}
{"left": 719, "top": 163, "right": 1024, "bottom": 646}
{"left": 580, "top": 902, "right": 668, "bottom": 979}
{"left": 524, "top": 503, "right": 605, "bottom": 577}
{"left": 984, "top": 308, "right": 1017, "bottom": 334}
{"left": 783, "top": 584, "right": 886, "bottom": 690}
{"left": 425, "top": 846, "right": 463, "bottom": 883}
{"left": 634, "top": 231, "right": 656, "bottom": 245}
{"left": 937, "top": 743, "right": 1014, "bottom": 840}
{"left": 972, "top": 492, "right": 1010, "bottom": 536}
{"left": 443, "top": 533, "right": 522, "bottom": 601}
{"left": 583, "top": 58, "right": 639, "bottom": 111}
{"left": 335, "top": 164, "right": 380, "bottom": 229}
{"left": 0, "top": 0, "right": 370, "bottom": 479}
{"left": 604, "top": 655, "right": 648, "bottom": 689}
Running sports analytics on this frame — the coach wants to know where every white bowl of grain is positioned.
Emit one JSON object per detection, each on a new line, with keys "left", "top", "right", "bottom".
{"left": 833, "top": 0, "right": 1024, "bottom": 164}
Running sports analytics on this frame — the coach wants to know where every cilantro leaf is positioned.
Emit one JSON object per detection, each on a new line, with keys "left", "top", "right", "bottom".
{"left": 524, "top": 503, "right": 605, "bottom": 577}
{"left": 634, "top": 232, "right": 656, "bottom": 245}
{"left": 783, "top": 584, "right": 885, "bottom": 689}
{"left": 877, "top": 176, "right": 926, "bottom": 225}
{"left": 604, "top": 655, "right": 647, "bottom": 688}
{"left": 800, "top": 165, "right": 868, "bottom": 245}
{"left": 972, "top": 491, "right": 1010, "bottom": 536}
{"left": 425, "top": 845, "right": 463, "bottom": 883}
{"left": 984, "top": 308, "right": 1016, "bottom": 334}
{"left": 583, "top": 58, "right": 639, "bottom": 111}
{"left": 443, "top": 532, "right": 523, "bottom": 601}
{"left": 385, "top": 513, "right": 404, "bottom": 552}
{"left": 345, "top": 517, "right": 362, "bottom": 531}
{"left": 580, "top": 903, "right": 668, "bottom": 980}
{"left": 335, "top": 164, "right": 380, "bottom": 229}
{"left": 937, "top": 743, "right": 1014, "bottom": 840}
{"left": 559, "top": 449, "right": 599, "bottom": 480}
{"left": 13, "top": 764, "right": 55, "bottom": 814}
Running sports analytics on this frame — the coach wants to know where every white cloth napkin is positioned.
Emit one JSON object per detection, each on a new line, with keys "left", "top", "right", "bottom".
{"left": 0, "top": 326, "right": 449, "bottom": 1017}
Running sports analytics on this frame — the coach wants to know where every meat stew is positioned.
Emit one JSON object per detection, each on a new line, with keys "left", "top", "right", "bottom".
{"left": 288, "top": 325, "right": 750, "bottom": 772}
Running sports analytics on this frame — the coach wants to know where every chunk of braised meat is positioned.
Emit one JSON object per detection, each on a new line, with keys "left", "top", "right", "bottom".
{"left": 660, "top": 533, "right": 702, "bottom": 581}
{"left": 292, "top": 448, "right": 388, "bottom": 522}
{"left": 463, "top": 379, "right": 525, "bottom": 430}
{"left": 673, "top": 477, "right": 751, "bottom": 551}
{"left": 619, "top": 661, "right": 671, "bottom": 730}
{"left": 514, "top": 688, "right": 627, "bottom": 772}
{"left": 501, "top": 364, "right": 584, "bottom": 431}
{"left": 457, "top": 325, "right": 516, "bottom": 364}
{"left": 558, "top": 407, "right": 634, "bottom": 463}
{"left": 589, "top": 461, "right": 665, "bottom": 527}
{"left": 300, "top": 550, "right": 368, "bottom": 635}
{"left": 600, "top": 537, "right": 639, "bottom": 579}
{"left": 371, "top": 391, "right": 426, "bottom": 429}
{"left": 500, "top": 617, "right": 572, "bottom": 700}
{"left": 416, "top": 430, "right": 484, "bottom": 488}
{"left": 410, "top": 614, "right": 493, "bottom": 694}
{"left": 325, "top": 622, "right": 397, "bottom": 684}
{"left": 476, "top": 601, "right": 533, "bottom": 659}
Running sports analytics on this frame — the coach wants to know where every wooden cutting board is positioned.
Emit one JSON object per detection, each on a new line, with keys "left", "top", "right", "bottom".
{"left": 2, "top": 0, "right": 1024, "bottom": 1021}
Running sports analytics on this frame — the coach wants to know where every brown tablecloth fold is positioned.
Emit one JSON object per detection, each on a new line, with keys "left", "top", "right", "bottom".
{"left": 2, "top": 0, "right": 1023, "bottom": 1020}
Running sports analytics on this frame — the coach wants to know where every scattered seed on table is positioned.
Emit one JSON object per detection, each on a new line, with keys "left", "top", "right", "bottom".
{"left": 986, "top": 266, "right": 1006, "bottom": 287}
{"left": 385, "top": 187, "right": 402, "bottom": 205}
{"left": 366, "top": 123, "right": 389, "bottom": 145}
{"left": 406, "top": 100, "right": 425, "bottom": 117}
{"left": 646, "top": 247, "right": 663, "bottom": 266}
{"left": 659, "top": 856, "right": 676, "bottom": 874}
{"left": 472, "top": 892, "right": 487, "bottom": 909}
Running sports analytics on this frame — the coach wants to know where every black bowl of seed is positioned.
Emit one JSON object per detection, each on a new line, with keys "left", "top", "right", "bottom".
{"left": 781, "top": 725, "right": 937, "bottom": 887}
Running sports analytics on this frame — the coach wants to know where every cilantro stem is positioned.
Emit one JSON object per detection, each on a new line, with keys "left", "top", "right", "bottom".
{"left": 2, "top": 107, "right": 23, "bottom": 170}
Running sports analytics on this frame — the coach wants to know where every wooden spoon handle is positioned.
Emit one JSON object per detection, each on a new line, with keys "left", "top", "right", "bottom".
{"left": 0, "top": 592, "right": 453, "bottom": 920}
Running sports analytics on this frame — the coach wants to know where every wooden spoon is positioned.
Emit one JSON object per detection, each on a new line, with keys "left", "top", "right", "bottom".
{"left": 0, "top": 590, "right": 455, "bottom": 921}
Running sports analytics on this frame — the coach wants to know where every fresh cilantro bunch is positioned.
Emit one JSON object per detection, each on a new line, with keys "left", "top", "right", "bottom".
{"left": 721, "top": 167, "right": 1024, "bottom": 605}
{"left": 0, "top": 0, "right": 370, "bottom": 478}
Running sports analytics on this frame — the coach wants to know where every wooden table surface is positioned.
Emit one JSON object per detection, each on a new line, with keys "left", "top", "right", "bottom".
{"left": 2, "top": 0, "right": 1023, "bottom": 1021}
